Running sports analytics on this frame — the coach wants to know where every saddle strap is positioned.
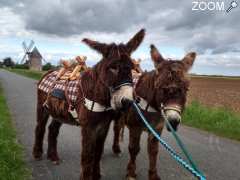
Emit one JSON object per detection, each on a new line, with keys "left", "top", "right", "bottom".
{"left": 83, "top": 98, "right": 112, "bottom": 112}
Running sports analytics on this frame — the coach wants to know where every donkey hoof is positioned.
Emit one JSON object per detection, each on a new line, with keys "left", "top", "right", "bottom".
{"left": 149, "top": 173, "right": 161, "bottom": 180}
{"left": 48, "top": 158, "right": 61, "bottom": 165}
{"left": 113, "top": 150, "right": 122, "bottom": 157}
{"left": 115, "top": 152, "right": 122, "bottom": 157}
{"left": 112, "top": 145, "right": 122, "bottom": 155}
{"left": 48, "top": 158, "right": 60, "bottom": 165}
{"left": 33, "top": 156, "right": 42, "bottom": 161}
{"left": 33, "top": 152, "right": 43, "bottom": 161}
{"left": 126, "top": 176, "right": 136, "bottom": 180}
{"left": 51, "top": 160, "right": 60, "bottom": 165}
{"left": 47, "top": 154, "right": 60, "bottom": 165}
{"left": 150, "top": 177, "right": 161, "bottom": 180}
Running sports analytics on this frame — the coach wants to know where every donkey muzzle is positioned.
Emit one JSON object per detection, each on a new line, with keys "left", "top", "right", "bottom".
{"left": 121, "top": 98, "right": 133, "bottom": 110}
{"left": 110, "top": 85, "right": 133, "bottom": 110}
{"left": 165, "top": 109, "right": 181, "bottom": 131}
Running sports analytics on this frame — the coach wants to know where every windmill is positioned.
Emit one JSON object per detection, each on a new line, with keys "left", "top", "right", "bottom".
{"left": 21, "top": 40, "right": 46, "bottom": 71}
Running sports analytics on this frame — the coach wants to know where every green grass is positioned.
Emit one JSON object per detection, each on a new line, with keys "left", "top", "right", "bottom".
{"left": 183, "top": 101, "right": 240, "bottom": 141}
{"left": 0, "top": 85, "right": 31, "bottom": 180}
{"left": 5, "top": 68, "right": 45, "bottom": 80}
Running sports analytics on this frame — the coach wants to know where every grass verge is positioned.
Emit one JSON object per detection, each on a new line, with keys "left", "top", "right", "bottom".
{"left": 183, "top": 101, "right": 240, "bottom": 141}
{"left": 0, "top": 85, "right": 31, "bottom": 180}
{"left": 5, "top": 68, "right": 45, "bottom": 80}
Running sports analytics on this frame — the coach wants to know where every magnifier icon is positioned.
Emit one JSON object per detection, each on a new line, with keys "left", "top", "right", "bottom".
{"left": 226, "top": 1, "right": 238, "bottom": 13}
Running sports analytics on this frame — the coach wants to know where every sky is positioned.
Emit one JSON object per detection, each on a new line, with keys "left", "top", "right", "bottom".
{"left": 0, "top": 0, "right": 240, "bottom": 76}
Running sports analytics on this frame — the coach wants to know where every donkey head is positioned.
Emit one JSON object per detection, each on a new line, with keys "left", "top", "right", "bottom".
{"left": 150, "top": 44, "right": 196, "bottom": 131}
{"left": 82, "top": 29, "right": 145, "bottom": 110}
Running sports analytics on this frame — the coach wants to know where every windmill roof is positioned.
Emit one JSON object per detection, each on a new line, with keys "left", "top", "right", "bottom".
{"left": 30, "top": 47, "right": 42, "bottom": 58}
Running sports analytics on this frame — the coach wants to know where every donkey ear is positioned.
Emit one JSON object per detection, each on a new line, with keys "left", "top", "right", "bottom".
{"left": 182, "top": 52, "right": 197, "bottom": 71}
{"left": 82, "top": 38, "right": 110, "bottom": 57}
{"left": 150, "top": 44, "right": 164, "bottom": 68}
{"left": 126, "top": 29, "right": 145, "bottom": 54}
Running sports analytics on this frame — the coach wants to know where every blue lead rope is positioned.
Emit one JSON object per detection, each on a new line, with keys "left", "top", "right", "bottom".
{"left": 132, "top": 102, "right": 206, "bottom": 180}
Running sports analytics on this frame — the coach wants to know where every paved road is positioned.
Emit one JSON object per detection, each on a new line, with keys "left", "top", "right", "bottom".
{"left": 0, "top": 69, "right": 240, "bottom": 180}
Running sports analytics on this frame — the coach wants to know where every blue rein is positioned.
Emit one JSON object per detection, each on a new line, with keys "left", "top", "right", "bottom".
{"left": 131, "top": 101, "right": 206, "bottom": 180}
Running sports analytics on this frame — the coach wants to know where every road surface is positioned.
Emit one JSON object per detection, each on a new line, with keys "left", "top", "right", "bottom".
{"left": 0, "top": 69, "right": 240, "bottom": 180}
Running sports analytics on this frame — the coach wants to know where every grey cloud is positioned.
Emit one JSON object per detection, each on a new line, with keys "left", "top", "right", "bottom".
{"left": 15, "top": 0, "right": 148, "bottom": 36}
{"left": 212, "top": 46, "right": 240, "bottom": 54}
{"left": 1, "top": 0, "right": 240, "bottom": 55}
{"left": 0, "top": 0, "right": 18, "bottom": 7}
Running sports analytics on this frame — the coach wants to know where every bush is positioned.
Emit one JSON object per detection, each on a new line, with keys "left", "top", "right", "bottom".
{"left": 14, "top": 64, "right": 29, "bottom": 69}
{"left": 42, "top": 62, "right": 54, "bottom": 71}
{"left": 3, "top": 57, "right": 15, "bottom": 67}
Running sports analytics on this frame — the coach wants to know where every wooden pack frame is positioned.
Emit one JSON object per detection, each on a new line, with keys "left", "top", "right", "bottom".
{"left": 57, "top": 55, "right": 87, "bottom": 81}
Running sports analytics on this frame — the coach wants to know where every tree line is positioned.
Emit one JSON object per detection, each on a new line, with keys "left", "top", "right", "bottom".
{"left": 0, "top": 57, "right": 55, "bottom": 71}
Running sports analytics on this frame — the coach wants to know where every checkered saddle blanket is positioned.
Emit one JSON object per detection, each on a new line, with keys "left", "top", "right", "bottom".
{"left": 38, "top": 71, "right": 80, "bottom": 104}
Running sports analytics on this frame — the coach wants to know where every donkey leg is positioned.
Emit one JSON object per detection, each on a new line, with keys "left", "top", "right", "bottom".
{"left": 93, "top": 121, "right": 111, "bottom": 180}
{"left": 126, "top": 127, "right": 142, "bottom": 180}
{"left": 148, "top": 134, "right": 161, "bottom": 180}
{"left": 33, "top": 105, "right": 49, "bottom": 160}
{"left": 112, "top": 120, "right": 122, "bottom": 155}
{"left": 80, "top": 126, "right": 97, "bottom": 180}
{"left": 47, "top": 119, "right": 62, "bottom": 165}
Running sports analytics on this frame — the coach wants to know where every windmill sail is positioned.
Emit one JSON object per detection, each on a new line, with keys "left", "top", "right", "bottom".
{"left": 20, "top": 40, "right": 35, "bottom": 64}
{"left": 22, "top": 41, "right": 27, "bottom": 52}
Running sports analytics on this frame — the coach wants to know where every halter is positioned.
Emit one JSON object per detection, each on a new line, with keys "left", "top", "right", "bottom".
{"left": 136, "top": 95, "right": 182, "bottom": 116}
{"left": 81, "top": 69, "right": 133, "bottom": 112}
{"left": 163, "top": 104, "right": 182, "bottom": 114}
{"left": 109, "top": 81, "right": 133, "bottom": 93}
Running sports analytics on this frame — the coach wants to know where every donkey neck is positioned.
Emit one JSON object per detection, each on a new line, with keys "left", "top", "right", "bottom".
{"left": 135, "top": 71, "right": 158, "bottom": 107}
{"left": 81, "top": 63, "right": 111, "bottom": 106}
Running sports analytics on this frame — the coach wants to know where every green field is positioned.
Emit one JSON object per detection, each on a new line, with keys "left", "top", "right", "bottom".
{"left": 0, "top": 85, "right": 31, "bottom": 180}
{"left": 183, "top": 101, "right": 240, "bottom": 141}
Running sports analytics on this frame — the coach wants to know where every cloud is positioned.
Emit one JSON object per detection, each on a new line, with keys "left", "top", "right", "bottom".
{"left": 0, "top": 0, "right": 240, "bottom": 75}
{"left": 0, "top": 7, "right": 27, "bottom": 37}
{"left": 11, "top": 0, "right": 148, "bottom": 36}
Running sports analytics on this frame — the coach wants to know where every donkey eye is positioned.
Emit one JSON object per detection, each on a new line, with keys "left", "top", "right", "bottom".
{"left": 109, "top": 67, "right": 119, "bottom": 75}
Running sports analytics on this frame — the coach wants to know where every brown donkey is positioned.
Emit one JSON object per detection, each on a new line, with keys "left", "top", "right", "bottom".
{"left": 114, "top": 44, "right": 197, "bottom": 180}
{"left": 33, "top": 29, "right": 145, "bottom": 180}
{"left": 112, "top": 58, "right": 143, "bottom": 155}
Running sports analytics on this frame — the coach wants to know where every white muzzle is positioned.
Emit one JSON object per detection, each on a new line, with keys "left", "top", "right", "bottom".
{"left": 110, "top": 85, "right": 133, "bottom": 110}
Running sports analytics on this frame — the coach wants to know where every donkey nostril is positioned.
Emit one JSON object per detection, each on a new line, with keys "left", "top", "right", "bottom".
{"left": 121, "top": 98, "right": 133, "bottom": 108}
{"left": 166, "top": 119, "right": 180, "bottom": 131}
{"left": 165, "top": 112, "right": 181, "bottom": 132}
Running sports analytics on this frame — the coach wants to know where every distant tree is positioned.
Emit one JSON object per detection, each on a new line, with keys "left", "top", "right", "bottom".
{"left": 0, "top": 61, "right": 3, "bottom": 68}
{"left": 3, "top": 57, "right": 15, "bottom": 67}
{"left": 42, "top": 62, "right": 55, "bottom": 71}
{"left": 14, "top": 63, "right": 29, "bottom": 69}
